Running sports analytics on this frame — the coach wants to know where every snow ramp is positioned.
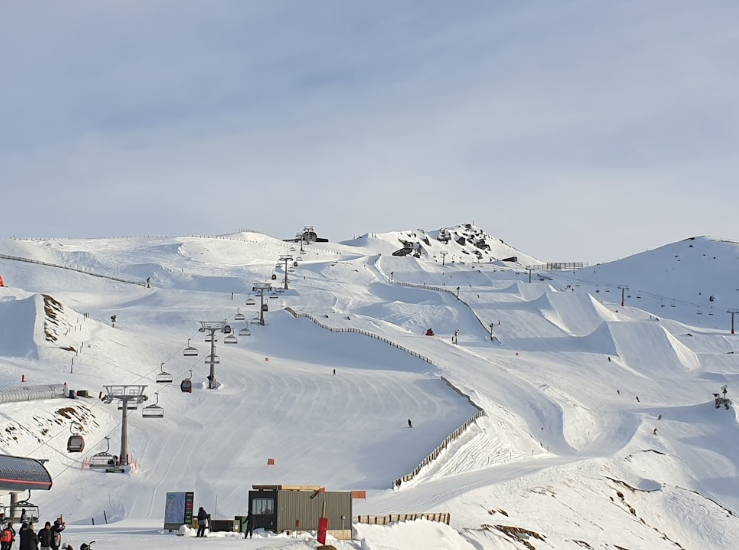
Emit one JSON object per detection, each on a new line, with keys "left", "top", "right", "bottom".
{"left": 0, "top": 294, "right": 42, "bottom": 359}
{"left": 607, "top": 321, "right": 701, "bottom": 374}
{"left": 540, "top": 291, "right": 621, "bottom": 337}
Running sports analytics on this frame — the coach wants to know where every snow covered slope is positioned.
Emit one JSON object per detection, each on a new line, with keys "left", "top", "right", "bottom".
{"left": 545, "top": 236, "right": 739, "bottom": 329}
{"left": 0, "top": 227, "right": 738, "bottom": 550}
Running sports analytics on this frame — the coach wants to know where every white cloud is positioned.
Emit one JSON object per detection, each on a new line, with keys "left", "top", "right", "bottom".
{"left": 1, "top": 1, "right": 737, "bottom": 262}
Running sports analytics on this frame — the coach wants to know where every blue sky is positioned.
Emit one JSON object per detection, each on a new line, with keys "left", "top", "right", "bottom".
{"left": 1, "top": 1, "right": 737, "bottom": 263}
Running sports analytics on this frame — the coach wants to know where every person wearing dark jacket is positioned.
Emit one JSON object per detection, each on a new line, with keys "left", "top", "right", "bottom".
{"left": 196, "top": 507, "right": 208, "bottom": 538}
{"left": 19, "top": 522, "right": 39, "bottom": 550}
{"left": 244, "top": 511, "right": 254, "bottom": 539}
{"left": 38, "top": 522, "right": 53, "bottom": 550}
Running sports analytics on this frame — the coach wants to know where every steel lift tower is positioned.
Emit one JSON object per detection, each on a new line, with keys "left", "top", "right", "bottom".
{"left": 253, "top": 283, "right": 273, "bottom": 326}
{"left": 199, "top": 321, "right": 230, "bottom": 389}
{"left": 278, "top": 255, "right": 294, "bottom": 290}
{"left": 102, "top": 384, "right": 147, "bottom": 471}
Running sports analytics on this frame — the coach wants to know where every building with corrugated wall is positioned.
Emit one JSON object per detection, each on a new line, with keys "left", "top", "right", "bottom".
{"left": 0, "top": 384, "right": 66, "bottom": 404}
{"left": 248, "top": 485, "right": 352, "bottom": 540}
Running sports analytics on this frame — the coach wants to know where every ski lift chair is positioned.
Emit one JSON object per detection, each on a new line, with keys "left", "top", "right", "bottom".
{"left": 205, "top": 333, "right": 217, "bottom": 343}
{"left": 269, "top": 292, "right": 278, "bottom": 299}
{"left": 67, "top": 425, "right": 85, "bottom": 453}
{"left": 239, "top": 326, "right": 251, "bottom": 337}
{"left": 142, "top": 394, "right": 164, "bottom": 419}
{"left": 181, "top": 371, "right": 193, "bottom": 393}
{"left": 262, "top": 303, "right": 269, "bottom": 312}
{"left": 234, "top": 309, "right": 246, "bottom": 321}
{"left": 296, "top": 256, "right": 303, "bottom": 261}
{"left": 271, "top": 273, "right": 277, "bottom": 280}
{"left": 156, "top": 362, "right": 174, "bottom": 384}
{"left": 293, "top": 261, "right": 298, "bottom": 267}
{"left": 246, "top": 298, "right": 256, "bottom": 306}
{"left": 184, "top": 339, "right": 198, "bottom": 357}
{"left": 223, "top": 324, "right": 232, "bottom": 334}
{"left": 204, "top": 355, "right": 220, "bottom": 364}
{"left": 224, "top": 334, "right": 238, "bottom": 345}
{"left": 7, "top": 493, "right": 40, "bottom": 523}
{"left": 89, "top": 437, "right": 116, "bottom": 468}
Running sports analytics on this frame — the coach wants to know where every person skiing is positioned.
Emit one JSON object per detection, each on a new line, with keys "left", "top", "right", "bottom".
{"left": 196, "top": 507, "right": 208, "bottom": 538}
{"left": 244, "top": 510, "right": 254, "bottom": 539}
{"left": 51, "top": 516, "right": 65, "bottom": 550}
{"left": 19, "top": 510, "right": 26, "bottom": 524}
{"left": 408, "top": 419, "right": 413, "bottom": 428}
{"left": 38, "top": 522, "right": 53, "bottom": 550}
{"left": 0, "top": 523, "right": 13, "bottom": 550}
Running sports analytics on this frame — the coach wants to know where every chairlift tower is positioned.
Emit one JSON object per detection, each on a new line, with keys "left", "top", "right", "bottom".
{"left": 278, "top": 255, "right": 294, "bottom": 290}
{"left": 302, "top": 226, "right": 315, "bottom": 246}
{"left": 728, "top": 308, "right": 739, "bottom": 335}
{"left": 200, "top": 321, "right": 227, "bottom": 389}
{"left": 102, "top": 384, "right": 147, "bottom": 469}
{"left": 253, "top": 283, "right": 273, "bottom": 326}
{"left": 618, "top": 285, "right": 629, "bottom": 307}
{"left": 295, "top": 233, "right": 305, "bottom": 254}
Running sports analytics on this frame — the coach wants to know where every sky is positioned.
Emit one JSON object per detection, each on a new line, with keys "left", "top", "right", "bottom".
{"left": 1, "top": 1, "right": 737, "bottom": 263}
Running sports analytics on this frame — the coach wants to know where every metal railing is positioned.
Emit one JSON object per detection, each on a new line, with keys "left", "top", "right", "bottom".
{"left": 526, "top": 262, "right": 587, "bottom": 270}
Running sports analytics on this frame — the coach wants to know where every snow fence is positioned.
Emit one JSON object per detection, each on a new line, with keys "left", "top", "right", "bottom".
{"left": 0, "top": 254, "right": 146, "bottom": 287}
{"left": 373, "top": 254, "right": 494, "bottom": 341}
{"left": 283, "top": 307, "right": 485, "bottom": 489}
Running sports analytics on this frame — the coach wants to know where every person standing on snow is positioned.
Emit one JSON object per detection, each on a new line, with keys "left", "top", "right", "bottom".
{"left": 51, "top": 516, "right": 65, "bottom": 550}
{"left": 196, "top": 507, "right": 208, "bottom": 538}
{"left": 38, "top": 522, "right": 53, "bottom": 550}
{"left": 0, "top": 523, "right": 13, "bottom": 550}
{"left": 244, "top": 510, "right": 254, "bottom": 539}
{"left": 19, "top": 521, "right": 39, "bottom": 550}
